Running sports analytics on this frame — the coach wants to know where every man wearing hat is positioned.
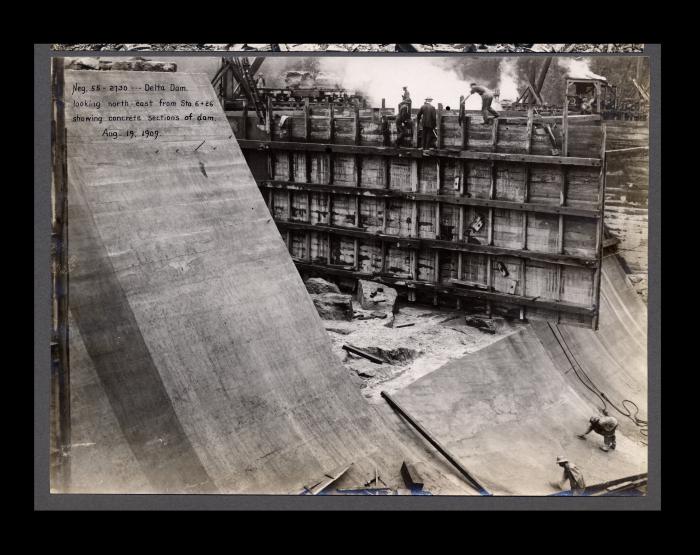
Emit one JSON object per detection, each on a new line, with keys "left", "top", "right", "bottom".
{"left": 464, "top": 82, "right": 500, "bottom": 124}
{"left": 578, "top": 412, "right": 619, "bottom": 452}
{"left": 416, "top": 97, "right": 437, "bottom": 149}
{"left": 552, "top": 456, "right": 586, "bottom": 496}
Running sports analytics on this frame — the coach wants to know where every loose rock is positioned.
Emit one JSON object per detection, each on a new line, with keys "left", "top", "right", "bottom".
{"left": 305, "top": 277, "right": 341, "bottom": 295}
{"left": 312, "top": 293, "right": 353, "bottom": 321}
{"left": 356, "top": 280, "right": 398, "bottom": 317}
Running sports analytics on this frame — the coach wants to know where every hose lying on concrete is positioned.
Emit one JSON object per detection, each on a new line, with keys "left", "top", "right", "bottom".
{"left": 547, "top": 322, "right": 648, "bottom": 439}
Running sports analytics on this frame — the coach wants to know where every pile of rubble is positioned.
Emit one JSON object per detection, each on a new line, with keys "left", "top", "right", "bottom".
{"left": 64, "top": 57, "right": 176, "bottom": 72}
{"left": 303, "top": 276, "right": 526, "bottom": 401}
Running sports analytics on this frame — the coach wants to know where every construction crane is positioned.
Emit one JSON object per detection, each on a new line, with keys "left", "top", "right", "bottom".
{"left": 211, "top": 57, "right": 267, "bottom": 121}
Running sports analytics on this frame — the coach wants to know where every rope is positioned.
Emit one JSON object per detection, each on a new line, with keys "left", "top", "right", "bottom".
{"left": 547, "top": 322, "right": 647, "bottom": 438}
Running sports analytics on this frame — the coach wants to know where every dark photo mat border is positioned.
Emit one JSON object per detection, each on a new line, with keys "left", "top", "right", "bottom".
{"left": 33, "top": 43, "right": 661, "bottom": 511}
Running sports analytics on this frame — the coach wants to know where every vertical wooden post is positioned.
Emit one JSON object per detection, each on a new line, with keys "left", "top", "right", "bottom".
{"left": 327, "top": 232, "right": 332, "bottom": 265}
{"left": 412, "top": 112, "right": 419, "bottom": 148}
{"left": 520, "top": 108, "right": 534, "bottom": 321}
{"left": 491, "top": 117, "right": 499, "bottom": 151}
{"left": 354, "top": 104, "right": 361, "bottom": 145}
{"left": 435, "top": 201, "right": 441, "bottom": 239}
{"left": 592, "top": 123, "right": 607, "bottom": 330}
{"left": 486, "top": 160, "right": 496, "bottom": 315}
{"left": 267, "top": 151, "right": 274, "bottom": 182}
{"left": 461, "top": 115, "right": 469, "bottom": 150}
{"left": 304, "top": 98, "right": 311, "bottom": 141}
{"left": 410, "top": 156, "right": 419, "bottom": 238}
{"left": 433, "top": 250, "right": 440, "bottom": 305}
{"left": 51, "top": 56, "right": 70, "bottom": 492}
{"left": 384, "top": 157, "right": 391, "bottom": 190}
{"left": 380, "top": 241, "right": 387, "bottom": 274}
{"left": 266, "top": 95, "right": 273, "bottom": 136}
{"left": 556, "top": 166, "right": 567, "bottom": 321}
{"left": 329, "top": 103, "right": 335, "bottom": 143}
{"left": 241, "top": 100, "right": 248, "bottom": 140}
{"left": 562, "top": 79, "right": 569, "bottom": 157}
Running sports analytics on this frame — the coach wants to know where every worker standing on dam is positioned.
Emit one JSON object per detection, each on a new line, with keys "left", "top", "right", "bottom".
{"left": 416, "top": 97, "right": 437, "bottom": 149}
{"left": 552, "top": 456, "right": 586, "bottom": 495}
{"left": 401, "top": 86, "right": 411, "bottom": 111}
{"left": 578, "top": 413, "right": 619, "bottom": 452}
{"left": 464, "top": 83, "right": 500, "bottom": 124}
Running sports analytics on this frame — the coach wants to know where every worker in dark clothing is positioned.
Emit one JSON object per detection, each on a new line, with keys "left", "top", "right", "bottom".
{"left": 256, "top": 73, "right": 266, "bottom": 88}
{"left": 395, "top": 102, "right": 412, "bottom": 147}
{"left": 552, "top": 456, "right": 586, "bottom": 495}
{"left": 578, "top": 413, "right": 619, "bottom": 452}
{"left": 464, "top": 83, "right": 499, "bottom": 124}
{"left": 416, "top": 97, "right": 437, "bottom": 149}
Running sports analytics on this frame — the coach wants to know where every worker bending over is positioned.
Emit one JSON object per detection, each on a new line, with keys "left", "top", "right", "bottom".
{"left": 578, "top": 413, "right": 619, "bottom": 452}
{"left": 464, "top": 83, "right": 499, "bottom": 124}
{"left": 552, "top": 456, "right": 586, "bottom": 496}
{"left": 416, "top": 97, "right": 437, "bottom": 150}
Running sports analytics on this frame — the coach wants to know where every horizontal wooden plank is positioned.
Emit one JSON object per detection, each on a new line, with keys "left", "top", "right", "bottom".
{"left": 262, "top": 180, "right": 600, "bottom": 219}
{"left": 238, "top": 139, "right": 602, "bottom": 167}
{"left": 292, "top": 261, "right": 596, "bottom": 316}
{"left": 274, "top": 220, "right": 598, "bottom": 268}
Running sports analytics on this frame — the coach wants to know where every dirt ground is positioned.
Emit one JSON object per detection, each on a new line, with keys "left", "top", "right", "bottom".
{"left": 323, "top": 300, "right": 528, "bottom": 404}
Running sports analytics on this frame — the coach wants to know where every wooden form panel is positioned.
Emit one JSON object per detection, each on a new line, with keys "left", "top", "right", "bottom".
{"left": 243, "top": 107, "right": 607, "bottom": 328}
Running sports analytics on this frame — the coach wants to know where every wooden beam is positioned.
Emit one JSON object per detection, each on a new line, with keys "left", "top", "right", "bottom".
{"left": 381, "top": 391, "right": 491, "bottom": 495}
{"left": 237, "top": 139, "right": 602, "bottom": 167}
{"left": 294, "top": 261, "right": 596, "bottom": 316}
{"left": 260, "top": 180, "right": 600, "bottom": 219}
{"left": 272, "top": 221, "right": 598, "bottom": 268}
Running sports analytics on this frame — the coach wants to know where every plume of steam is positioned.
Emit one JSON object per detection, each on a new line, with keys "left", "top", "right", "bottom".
{"left": 257, "top": 57, "right": 521, "bottom": 110}
{"left": 497, "top": 59, "right": 520, "bottom": 102}
{"left": 324, "top": 57, "right": 474, "bottom": 109}
{"left": 557, "top": 57, "right": 606, "bottom": 81}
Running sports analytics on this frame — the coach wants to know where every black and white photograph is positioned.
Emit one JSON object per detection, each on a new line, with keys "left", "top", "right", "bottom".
{"left": 41, "top": 47, "right": 655, "bottom": 503}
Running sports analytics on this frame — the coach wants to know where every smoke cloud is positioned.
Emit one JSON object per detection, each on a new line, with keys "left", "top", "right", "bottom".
{"left": 497, "top": 59, "right": 520, "bottom": 102}
{"left": 320, "top": 57, "right": 473, "bottom": 109}
{"left": 557, "top": 57, "right": 606, "bottom": 81}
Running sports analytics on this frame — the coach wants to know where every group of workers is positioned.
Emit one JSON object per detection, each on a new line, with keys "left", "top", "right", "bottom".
{"left": 554, "top": 412, "right": 620, "bottom": 495}
{"left": 395, "top": 83, "right": 500, "bottom": 149}
{"left": 393, "top": 84, "right": 623, "bottom": 496}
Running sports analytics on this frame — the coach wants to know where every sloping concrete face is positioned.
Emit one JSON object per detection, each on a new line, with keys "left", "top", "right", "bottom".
{"left": 63, "top": 70, "right": 449, "bottom": 494}
{"left": 393, "top": 255, "right": 647, "bottom": 495}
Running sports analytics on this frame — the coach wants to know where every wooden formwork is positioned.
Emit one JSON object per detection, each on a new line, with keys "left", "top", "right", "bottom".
{"left": 233, "top": 101, "right": 607, "bottom": 328}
